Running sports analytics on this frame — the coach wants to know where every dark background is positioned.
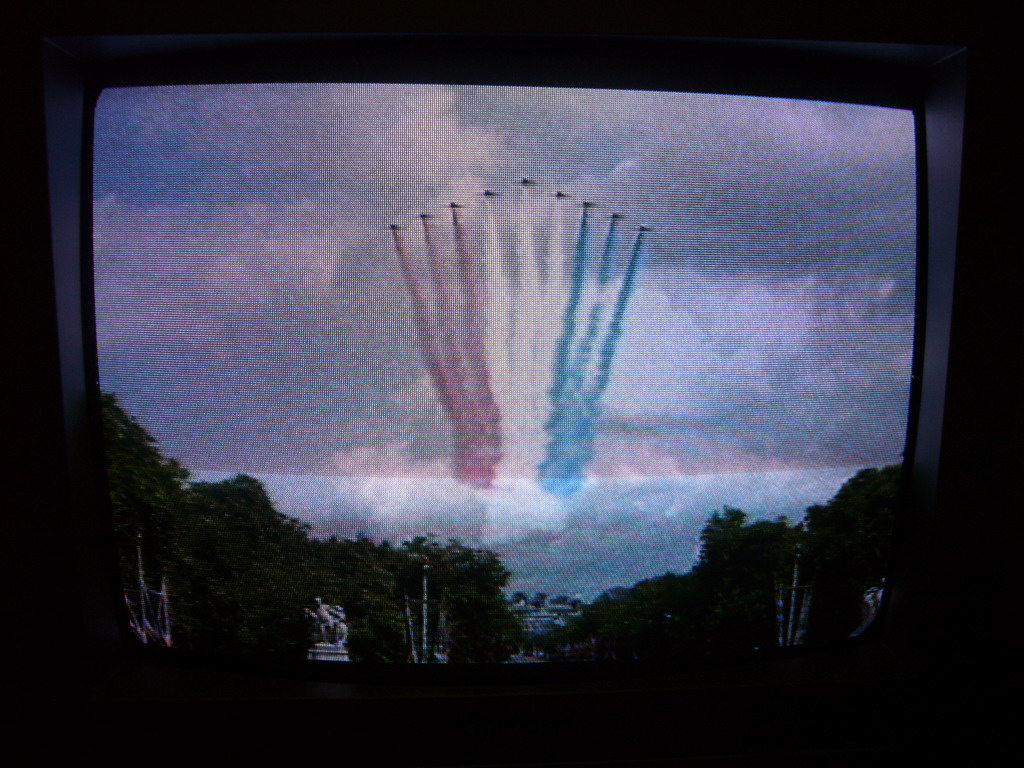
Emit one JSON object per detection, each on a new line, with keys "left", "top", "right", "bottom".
{"left": 3, "top": 2, "right": 1019, "bottom": 764}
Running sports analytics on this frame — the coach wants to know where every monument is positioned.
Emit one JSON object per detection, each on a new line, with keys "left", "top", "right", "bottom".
{"left": 306, "top": 597, "right": 351, "bottom": 661}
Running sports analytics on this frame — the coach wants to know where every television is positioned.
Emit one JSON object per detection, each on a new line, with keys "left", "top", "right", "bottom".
{"left": 8, "top": 19, "right": 1016, "bottom": 764}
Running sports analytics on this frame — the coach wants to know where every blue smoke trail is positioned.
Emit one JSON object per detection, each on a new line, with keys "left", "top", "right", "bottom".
{"left": 540, "top": 214, "right": 633, "bottom": 496}
{"left": 598, "top": 214, "right": 622, "bottom": 284}
{"left": 593, "top": 226, "right": 648, "bottom": 399}
{"left": 539, "top": 304, "right": 604, "bottom": 495}
{"left": 539, "top": 205, "right": 594, "bottom": 495}
{"left": 557, "top": 216, "right": 622, "bottom": 462}
{"left": 556, "top": 227, "right": 648, "bottom": 493}
{"left": 546, "top": 204, "right": 594, "bottom": 412}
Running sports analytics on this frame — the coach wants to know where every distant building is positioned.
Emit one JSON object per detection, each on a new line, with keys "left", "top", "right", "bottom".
{"left": 509, "top": 593, "right": 584, "bottom": 659}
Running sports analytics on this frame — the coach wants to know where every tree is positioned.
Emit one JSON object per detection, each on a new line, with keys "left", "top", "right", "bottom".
{"left": 101, "top": 392, "right": 189, "bottom": 587}
{"left": 168, "top": 474, "right": 317, "bottom": 657}
{"left": 692, "top": 508, "right": 799, "bottom": 653}
{"left": 540, "top": 467, "right": 903, "bottom": 660}
{"left": 801, "top": 465, "right": 901, "bottom": 642}
{"left": 306, "top": 535, "right": 407, "bottom": 662}
{"left": 399, "top": 537, "right": 525, "bottom": 662}
{"left": 549, "top": 509, "right": 798, "bottom": 659}
{"left": 100, "top": 394, "right": 524, "bottom": 661}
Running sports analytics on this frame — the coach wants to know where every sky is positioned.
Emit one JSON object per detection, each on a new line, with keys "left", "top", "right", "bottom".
{"left": 93, "top": 84, "right": 916, "bottom": 598}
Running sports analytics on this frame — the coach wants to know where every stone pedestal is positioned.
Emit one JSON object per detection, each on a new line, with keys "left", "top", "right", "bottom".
{"left": 308, "top": 642, "right": 350, "bottom": 662}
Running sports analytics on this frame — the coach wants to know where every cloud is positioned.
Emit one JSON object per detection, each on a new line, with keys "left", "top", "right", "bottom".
{"left": 595, "top": 267, "right": 913, "bottom": 471}
{"left": 96, "top": 83, "right": 916, "bottom": 603}
{"left": 95, "top": 83, "right": 914, "bottom": 485}
{"left": 96, "top": 84, "right": 510, "bottom": 218}
{"left": 325, "top": 440, "right": 570, "bottom": 543}
{"left": 212, "top": 463, "right": 862, "bottom": 599}
{"left": 496, "top": 464, "right": 862, "bottom": 598}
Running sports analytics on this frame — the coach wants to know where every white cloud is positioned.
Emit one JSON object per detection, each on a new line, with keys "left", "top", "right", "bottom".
{"left": 213, "top": 463, "right": 864, "bottom": 599}
{"left": 324, "top": 441, "right": 569, "bottom": 543}
{"left": 97, "top": 83, "right": 913, "bottom": 489}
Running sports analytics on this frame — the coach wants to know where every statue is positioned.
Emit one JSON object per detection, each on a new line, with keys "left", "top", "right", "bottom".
{"left": 306, "top": 597, "right": 351, "bottom": 661}
{"left": 850, "top": 582, "right": 885, "bottom": 637}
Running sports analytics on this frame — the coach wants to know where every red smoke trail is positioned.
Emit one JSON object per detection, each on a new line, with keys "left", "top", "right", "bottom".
{"left": 390, "top": 224, "right": 458, "bottom": 420}
{"left": 393, "top": 214, "right": 501, "bottom": 488}
{"left": 420, "top": 214, "right": 478, "bottom": 484}
{"left": 420, "top": 214, "right": 467, "bottom": 407}
{"left": 451, "top": 204, "right": 503, "bottom": 486}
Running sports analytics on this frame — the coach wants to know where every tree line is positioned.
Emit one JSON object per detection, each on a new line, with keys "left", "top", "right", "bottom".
{"left": 104, "top": 392, "right": 898, "bottom": 662}
{"left": 102, "top": 393, "right": 523, "bottom": 662}
{"left": 537, "top": 465, "right": 900, "bottom": 660}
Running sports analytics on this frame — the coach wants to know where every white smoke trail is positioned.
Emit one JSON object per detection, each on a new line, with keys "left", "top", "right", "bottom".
{"left": 480, "top": 184, "right": 577, "bottom": 481}
{"left": 393, "top": 186, "right": 647, "bottom": 492}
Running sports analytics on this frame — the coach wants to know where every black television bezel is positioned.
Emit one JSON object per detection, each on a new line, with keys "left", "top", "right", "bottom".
{"left": 40, "top": 33, "right": 966, "bottom": 695}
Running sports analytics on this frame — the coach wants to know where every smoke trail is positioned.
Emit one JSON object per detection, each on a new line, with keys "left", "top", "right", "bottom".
{"left": 547, "top": 202, "right": 595, "bottom": 412}
{"left": 450, "top": 204, "right": 503, "bottom": 486}
{"left": 529, "top": 191, "right": 573, "bottom": 470}
{"left": 420, "top": 214, "right": 467, "bottom": 407}
{"left": 577, "top": 214, "right": 624, "bottom": 386}
{"left": 479, "top": 184, "right": 573, "bottom": 480}
{"left": 593, "top": 226, "right": 649, "bottom": 397}
{"left": 481, "top": 191, "right": 517, "bottom": 479}
{"left": 390, "top": 224, "right": 457, "bottom": 419}
{"left": 512, "top": 181, "right": 566, "bottom": 479}
{"left": 391, "top": 189, "right": 647, "bottom": 494}
{"left": 393, "top": 217, "right": 501, "bottom": 487}
{"left": 420, "top": 212, "right": 484, "bottom": 485}
{"left": 539, "top": 221, "right": 648, "bottom": 496}
{"left": 539, "top": 205, "right": 601, "bottom": 496}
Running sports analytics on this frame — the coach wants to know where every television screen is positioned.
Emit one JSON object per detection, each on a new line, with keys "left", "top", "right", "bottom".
{"left": 93, "top": 81, "right": 916, "bottom": 665}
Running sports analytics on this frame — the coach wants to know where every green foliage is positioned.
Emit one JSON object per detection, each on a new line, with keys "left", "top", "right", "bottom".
{"left": 101, "top": 394, "right": 522, "bottom": 662}
{"left": 545, "top": 573, "right": 706, "bottom": 660}
{"left": 801, "top": 465, "right": 900, "bottom": 641}
{"left": 693, "top": 508, "right": 800, "bottom": 652}
{"left": 399, "top": 536, "right": 524, "bottom": 662}
{"left": 550, "top": 468, "right": 900, "bottom": 659}
{"left": 168, "top": 475, "right": 317, "bottom": 656}
{"left": 549, "top": 509, "right": 797, "bottom": 659}
{"left": 101, "top": 392, "right": 189, "bottom": 585}
{"left": 102, "top": 393, "right": 899, "bottom": 662}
